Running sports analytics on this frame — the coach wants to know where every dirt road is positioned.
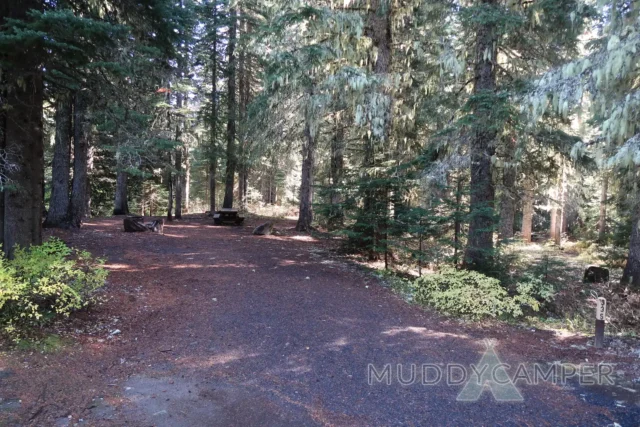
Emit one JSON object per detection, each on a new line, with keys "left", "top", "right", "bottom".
{"left": 0, "top": 216, "right": 637, "bottom": 426}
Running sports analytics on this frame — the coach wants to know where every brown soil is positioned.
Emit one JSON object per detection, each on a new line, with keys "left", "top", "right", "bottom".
{"left": 0, "top": 215, "right": 638, "bottom": 426}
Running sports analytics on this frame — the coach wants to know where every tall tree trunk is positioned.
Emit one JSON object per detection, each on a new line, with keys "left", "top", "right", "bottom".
{"left": 113, "top": 169, "right": 129, "bottom": 215}
{"left": 328, "top": 112, "right": 344, "bottom": 230}
{"left": 0, "top": 0, "right": 44, "bottom": 257}
{"left": 167, "top": 168, "right": 173, "bottom": 221}
{"left": 183, "top": 147, "right": 190, "bottom": 213}
{"left": 209, "top": 161, "right": 216, "bottom": 213}
{"left": 622, "top": 194, "right": 640, "bottom": 289}
{"left": 598, "top": 171, "right": 608, "bottom": 243}
{"left": 85, "top": 143, "right": 93, "bottom": 218}
{"left": 209, "top": 0, "right": 218, "bottom": 213}
{"left": 464, "top": 0, "right": 498, "bottom": 270}
{"left": 241, "top": 166, "right": 248, "bottom": 207}
{"left": 222, "top": 4, "right": 237, "bottom": 209}
{"left": 549, "top": 175, "right": 558, "bottom": 243}
{"left": 498, "top": 139, "right": 517, "bottom": 241}
{"left": 453, "top": 173, "right": 465, "bottom": 264}
{"left": 296, "top": 95, "right": 316, "bottom": 232}
{"left": 237, "top": 13, "right": 246, "bottom": 209}
{"left": 174, "top": 147, "right": 183, "bottom": 219}
{"left": 174, "top": 77, "right": 184, "bottom": 219}
{"left": 550, "top": 205, "right": 557, "bottom": 242}
{"left": 521, "top": 178, "right": 534, "bottom": 243}
{"left": 44, "top": 93, "right": 72, "bottom": 228}
{"left": 559, "top": 162, "right": 567, "bottom": 240}
{"left": 271, "top": 176, "right": 277, "bottom": 204}
{"left": 70, "top": 90, "right": 90, "bottom": 228}
{"left": 358, "top": 0, "right": 393, "bottom": 259}
{"left": 237, "top": 16, "right": 252, "bottom": 211}
{"left": 555, "top": 208, "right": 562, "bottom": 245}
{"left": 0, "top": 72, "right": 5, "bottom": 248}
{"left": 550, "top": 167, "right": 564, "bottom": 246}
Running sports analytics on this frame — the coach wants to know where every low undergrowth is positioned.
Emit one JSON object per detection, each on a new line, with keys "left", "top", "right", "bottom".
{"left": 384, "top": 267, "right": 545, "bottom": 320}
{"left": 0, "top": 238, "right": 107, "bottom": 339}
{"left": 375, "top": 243, "right": 640, "bottom": 335}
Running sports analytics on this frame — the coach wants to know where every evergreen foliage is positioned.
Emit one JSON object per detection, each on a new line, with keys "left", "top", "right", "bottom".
{"left": 0, "top": 0, "right": 639, "bottom": 298}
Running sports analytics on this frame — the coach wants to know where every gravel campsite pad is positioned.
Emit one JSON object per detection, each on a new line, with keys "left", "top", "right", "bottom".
{"left": 1, "top": 216, "right": 639, "bottom": 426}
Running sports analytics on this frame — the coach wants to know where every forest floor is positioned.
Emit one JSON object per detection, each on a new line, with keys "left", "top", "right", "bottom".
{"left": 1, "top": 215, "right": 639, "bottom": 426}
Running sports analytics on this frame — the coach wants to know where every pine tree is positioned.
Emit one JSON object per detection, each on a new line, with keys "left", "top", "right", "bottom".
{"left": 0, "top": 0, "right": 45, "bottom": 256}
{"left": 527, "top": 1, "right": 640, "bottom": 287}
{"left": 223, "top": 2, "right": 238, "bottom": 209}
{"left": 45, "top": 94, "right": 73, "bottom": 227}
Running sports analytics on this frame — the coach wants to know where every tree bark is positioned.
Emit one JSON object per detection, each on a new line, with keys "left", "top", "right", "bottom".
{"left": 549, "top": 167, "right": 564, "bottom": 246}
{"left": 549, "top": 176, "right": 558, "bottom": 243}
{"left": 622, "top": 196, "right": 640, "bottom": 290}
{"left": 498, "top": 140, "right": 517, "bottom": 241}
{"left": 0, "top": 75, "right": 5, "bottom": 249}
{"left": 521, "top": 179, "right": 534, "bottom": 243}
{"left": 209, "top": 0, "right": 218, "bottom": 213}
{"left": 328, "top": 112, "right": 344, "bottom": 230}
{"left": 237, "top": 16, "right": 252, "bottom": 211}
{"left": 174, "top": 147, "right": 183, "bottom": 219}
{"left": 237, "top": 13, "right": 246, "bottom": 209}
{"left": 209, "top": 161, "right": 216, "bottom": 213}
{"left": 183, "top": 147, "right": 190, "bottom": 213}
{"left": 45, "top": 93, "right": 72, "bottom": 228}
{"left": 357, "top": 0, "right": 393, "bottom": 259}
{"left": 554, "top": 207, "right": 562, "bottom": 245}
{"left": 70, "top": 90, "right": 90, "bottom": 228}
{"left": 296, "top": 96, "right": 316, "bottom": 232}
{"left": 85, "top": 144, "right": 93, "bottom": 217}
{"left": 598, "top": 171, "right": 608, "bottom": 243}
{"left": 167, "top": 169, "right": 173, "bottom": 221}
{"left": 367, "top": 0, "right": 392, "bottom": 76}
{"left": 113, "top": 169, "right": 129, "bottom": 215}
{"left": 174, "top": 72, "right": 184, "bottom": 219}
{"left": 0, "top": 0, "right": 44, "bottom": 257}
{"left": 464, "top": 0, "right": 498, "bottom": 270}
{"left": 550, "top": 206, "right": 558, "bottom": 243}
{"left": 559, "top": 163, "right": 567, "bottom": 241}
{"left": 222, "top": 4, "right": 237, "bottom": 209}
{"left": 453, "top": 174, "right": 465, "bottom": 264}
{"left": 1, "top": 74, "right": 44, "bottom": 253}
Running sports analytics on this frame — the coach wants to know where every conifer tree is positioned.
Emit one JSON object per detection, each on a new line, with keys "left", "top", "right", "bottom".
{"left": 527, "top": 1, "right": 640, "bottom": 287}
{"left": 223, "top": 2, "right": 238, "bottom": 209}
{"left": 0, "top": 0, "right": 45, "bottom": 256}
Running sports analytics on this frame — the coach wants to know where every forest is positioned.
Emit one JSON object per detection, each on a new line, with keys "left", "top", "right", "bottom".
{"left": 1, "top": 0, "right": 640, "bottom": 424}
{"left": 1, "top": 0, "right": 640, "bottom": 322}
{"left": 0, "top": 0, "right": 638, "bottom": 273}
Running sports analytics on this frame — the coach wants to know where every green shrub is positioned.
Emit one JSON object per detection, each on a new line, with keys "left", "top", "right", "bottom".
{"left": 414, "top": 267, "right": 540, "bottom": 319}
{"left": 0, "top": 238, "right": 107, "bottom": 337}
{"left": 515, "top": 273, "right": 556, "bottom": 304}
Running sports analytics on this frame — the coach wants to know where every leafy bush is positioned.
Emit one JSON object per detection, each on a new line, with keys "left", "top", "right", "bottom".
{"left": 0, "top": 238, "right": 107, "bottom": 337}
{"left": 515, "top": 273, "right": 556, "bottom": 304}
{"left": 414, "top": 267, "right": 540, "bottom": 319}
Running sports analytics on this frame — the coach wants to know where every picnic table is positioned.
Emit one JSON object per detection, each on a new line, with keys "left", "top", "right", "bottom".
{"left": 213, "top": 208, "right": 245, "bottom": 225}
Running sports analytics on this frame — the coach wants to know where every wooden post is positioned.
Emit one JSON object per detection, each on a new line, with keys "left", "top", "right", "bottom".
{"left": 595, "top": 297, "right": 606, "bottom": 348}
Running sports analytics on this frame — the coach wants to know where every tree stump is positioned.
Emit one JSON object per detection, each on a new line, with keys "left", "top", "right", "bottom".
{"left": 584, "top": 265, "right": 610, "bottom": 283}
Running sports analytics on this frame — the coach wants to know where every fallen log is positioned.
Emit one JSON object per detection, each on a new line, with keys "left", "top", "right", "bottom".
{"left": 124, "top": 216, "right": 147, "bottom": 232}
{"left": 124, "top": 216, "right": 163, "bottom": 234}
{"left": 145, "top": 219, "right": 164, "bottom": 234}
{"left": 253, "top": 222, "right": 274, "bottom": 236}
